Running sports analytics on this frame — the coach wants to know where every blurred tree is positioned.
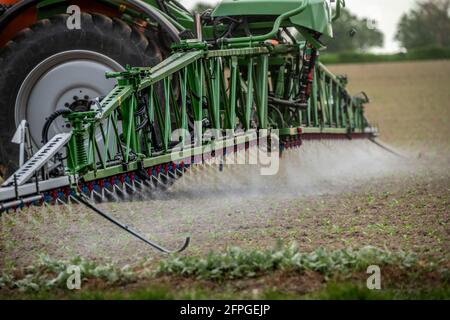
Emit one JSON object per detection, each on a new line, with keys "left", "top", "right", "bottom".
{"left": 325, "top": 8, "right": 384, "bottom": 53}
{"left": 395, "top": 0, "right": 450, "bottom": 50}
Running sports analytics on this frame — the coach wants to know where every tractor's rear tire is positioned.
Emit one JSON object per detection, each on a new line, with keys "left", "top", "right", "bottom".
{"left": 0, "top": 12, "right": 163, "bottom": 178}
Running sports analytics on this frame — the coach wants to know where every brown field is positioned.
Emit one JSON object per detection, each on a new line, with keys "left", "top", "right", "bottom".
{"left": 0, "top": 60, "right": 449, "bottom": 299}
{"left": 330, "top": 60, "right": 450, "bottom": 153}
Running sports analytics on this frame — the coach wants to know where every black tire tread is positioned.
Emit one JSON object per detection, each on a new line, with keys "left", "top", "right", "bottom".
{"left": 0, "top": 12, "right": 162, "bottom": 177}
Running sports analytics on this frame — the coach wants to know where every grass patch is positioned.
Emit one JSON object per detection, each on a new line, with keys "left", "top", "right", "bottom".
{"left": 321, "top": 47, "right": 450, "bottom": 64}
{"left": 7, "top": 282, "right": 448, "bottom": 300}
{"left": 305, "top": 283, "right": 450, "bottom": 300}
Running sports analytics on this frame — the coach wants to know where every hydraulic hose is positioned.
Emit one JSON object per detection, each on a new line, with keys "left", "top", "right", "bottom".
{"left": 220, "top": 0, "right": 309, "bottom": 45}
{"left": 268, "top": 96, "right": 308, "bottom": 110}
{"left": 41, "top": 109, "right": 73, "bottom": 144}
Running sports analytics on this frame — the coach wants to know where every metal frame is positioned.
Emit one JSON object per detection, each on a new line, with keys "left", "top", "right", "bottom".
{"left": 59, "top": 39, "right": 371, "bottom": 182}
{"left": 0, "top": 0, "right": 377, "bottom": 255}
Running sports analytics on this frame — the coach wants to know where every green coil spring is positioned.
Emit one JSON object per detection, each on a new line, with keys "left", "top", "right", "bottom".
{"left": 74, "top": 131, "right": 88, "bottom": 168}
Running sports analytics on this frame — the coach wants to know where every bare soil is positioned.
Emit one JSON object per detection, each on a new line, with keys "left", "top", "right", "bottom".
{"left": 0, "top": 60, "right": 449, "bottom": 298}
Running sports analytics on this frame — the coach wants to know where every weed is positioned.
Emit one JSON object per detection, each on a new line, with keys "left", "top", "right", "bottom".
{"left": 156, "top": 245, "right": 417, "bottom": 281}
{"left": 0, "top": 255, "right": 137, "bottom": 293}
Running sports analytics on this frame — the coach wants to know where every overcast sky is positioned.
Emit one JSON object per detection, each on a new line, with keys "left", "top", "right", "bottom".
{"left": 179, "top": 0, "right": 417, "bottom": 53}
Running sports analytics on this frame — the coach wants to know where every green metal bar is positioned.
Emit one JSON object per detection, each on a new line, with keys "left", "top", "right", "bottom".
{"left": 87, "top": 133, "right": 95, "bottom": 168}
{"left": 206, "top": 47, "right": 269, "bottom": 58}
{"left": 312, "top": 67, "right": 319, "bottom": 127}
{"left": 245, "top": 58, "right": 254, "bottom": 130}
{"left": 140, "top": 51, "right": 204, "bottom": 89}
{"left": 171, "top": 83, "right": 182, "bottom": 130}
{"left": 317, "top": 62, "right": 346, "bottom": 89}
{"left": 347, "top": 97, "right": 354, "bottom": 131}
{"left": 327, "top": 76, "right": 333, "bottom": 127}
{"left": 256, "top": 54, "right": 269, "bottom": 129}
{"left": 341, "top": 95, "right": 347, "bottom": 127}
{"left": 124, "top": 96, "right": 135, "bottom": 162}
{"left": 335, "top": 86, "right": 341, "bottom": 128}
{"left": 89, "top": 126, "right": 98, "bottom": 172}
{"left": 154, "top": 89, "right": 165, "bottom": 149}
{"left": 194, "top": 60, "right": 203, "bottom": 147}
{"left": 130, "top": 94, "right": 140, "bottom": 154}
{"left": 180, "top": 68, "right": 188, "bottom": 144}
{"left": 99, "top": 121, "right": 112, "bottom": 162}
{"left": 236, "top": 71, "right": 247, "bottom": 126}
{"left": 357, "top": 107, "right": 363, "bottom": 131}
{"left": 95, "top": 85, "right": 134, "bottom": 122}
{"left": 318, "top": 70, "right": 328, "bottom": 126}
{"left": 110, "top": 113, "right": 116, "bottom": 156}
{"left": 275, "top": 65, "right": 285, "bottom": 99}
{"left": 220, "top": 59, "right": 230, "bottom": 129}
{"left": 163, "top": 76, "right": 172, "bottom": 151}
{"left": 228, "top": 56, "right": 238, "bottom": 130}
{"left": 213, "top": 57, "right": 221, "bottom": 129}
{"left": 111, "top": 111, "right": 125, "bottom": 161}
{"left": 93, "top": 134, "right": 106, "bottom": 170}
{"left": 185, "top": 65, "right": 199, "bottom": 122}
{"left": 148, "top": 86, "right": 155, "bottom": 124}
{"left": 306, "top": 99, "right": 311, "bottom": 127}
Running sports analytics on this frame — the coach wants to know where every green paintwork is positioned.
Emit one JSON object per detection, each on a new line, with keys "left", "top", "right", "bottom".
{"left": 212, "top": 0, "right": 333, "bottom": 37}
{"left": 61, "top": 39, "right": 372, "bottom": 180}
{"left": 17, "top": 0, "right": 373, "bottom": 183}
{"left": 35, "top": 0, "right": 332, "bottom": 39}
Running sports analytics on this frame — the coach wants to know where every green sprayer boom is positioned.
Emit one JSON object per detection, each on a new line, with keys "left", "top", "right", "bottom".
{"left": 0, "top": 0, "right": 376, "bottom": 252}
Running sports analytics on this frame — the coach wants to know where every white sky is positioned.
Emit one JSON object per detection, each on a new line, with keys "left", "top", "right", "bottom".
{"left": 179, "top": 0, "right": 417, "bottom": 53}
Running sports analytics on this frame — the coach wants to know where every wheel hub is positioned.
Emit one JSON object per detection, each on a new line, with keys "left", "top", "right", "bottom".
{"left": 15, "top": 50, "right": 124, "bottom": 149}
{"left": 66, "top": 95, "right": 92, "bottom": 113}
